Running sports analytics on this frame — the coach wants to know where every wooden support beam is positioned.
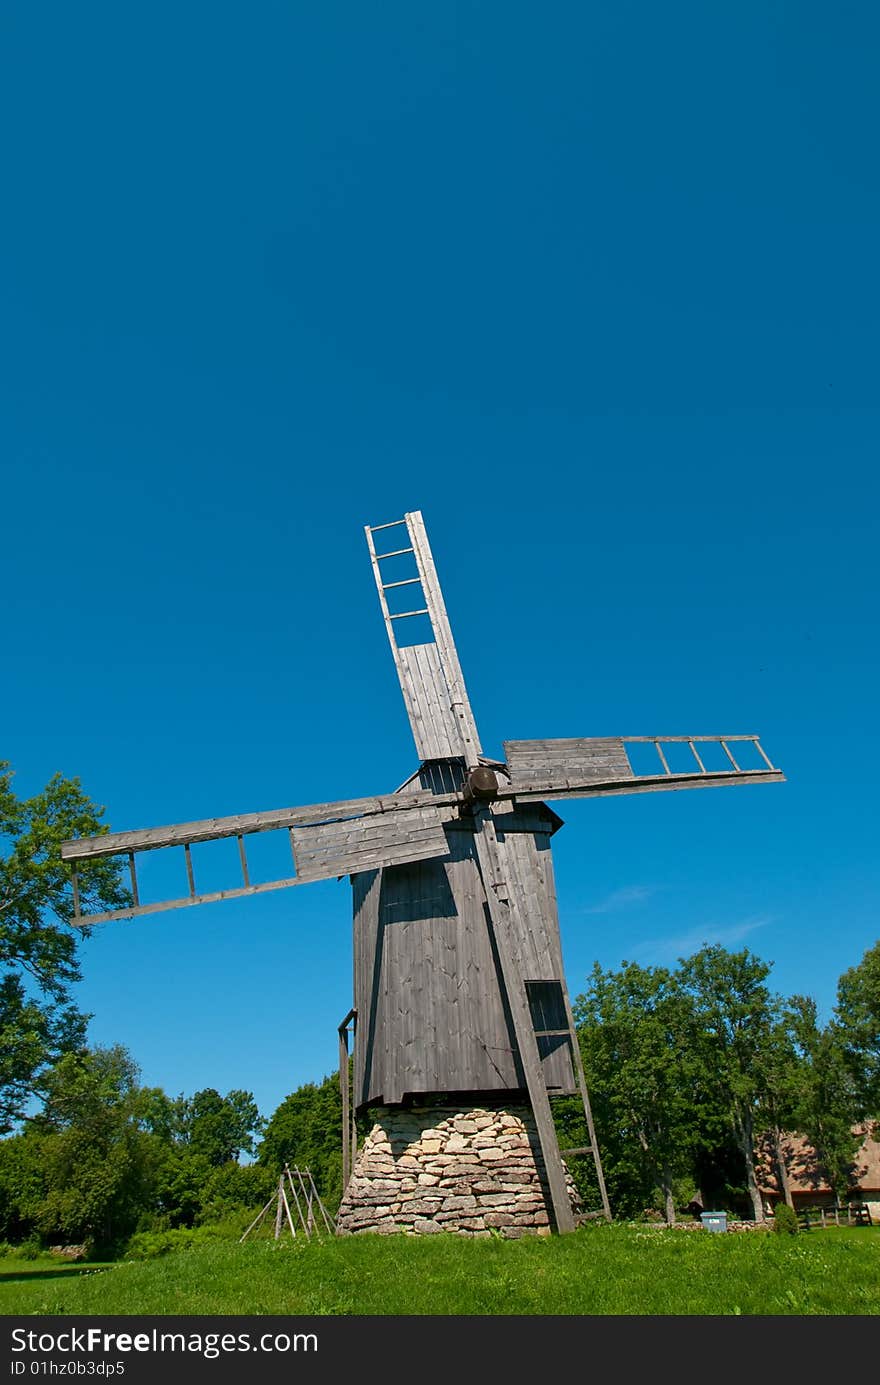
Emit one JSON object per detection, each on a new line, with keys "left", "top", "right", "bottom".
{"left": 339, "top": 1027, "right": 350, "bottom": 1190}
{"left": 688, "top": 739, "right": 706, "bottom": 772}
{"left": 654, "top": 740, "right": 672, "bottom": 775}
{"left": 338, "top": 1008, "right": 357, "bottom": 1190}
{"left": 72, "top": 875, "right": 302, "bottom": 927}
{"left": 560, "top": 983, "right": 612, "bottom": 1222}
{"left": 127, "top": 853, "right": 140, "bottom": 907}
{"left": 406, "top": 511, "right": 482, "bottom": 767}
{"left": 274, "top": 1178, "right": 285, "bottom": 1239}
{"left": 753, "top": 738, "right": 776, "bottom": 771}
{"left": 280, "top": 1184, "right": 297, "bottom": 1239}
{"left": 238, "top": 1192, "right": 277, "bottom": 1243}
{"left": 284, "top": 1165, "right": 307, "bottom": 1232}
{"left": 237, "top": 835, "right": 250, "bottom": 887}
{"left": 506, "top": 769, "right": 785, "bottom": 804}
{"left": 471, "top": 809, "right": 575, "bottom": 1234}
{"left": 721, "top": 740, "right": 741, "bottom": 771}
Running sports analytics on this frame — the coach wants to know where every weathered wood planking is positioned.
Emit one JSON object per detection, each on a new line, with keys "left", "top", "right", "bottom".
{"left": 504, "top": 737, "right": 635, "bottom": 788}
{"left": 61, "top": 787, "right": 461, "bottom": 862}
{"left": 398, "top": 643, "right": 461, "bottom": 761}
{"left": 405, "top": 511, "right": 482, "bottom": 766}
{"left": 511, "top": 768, "right": 785, "bottom": 802}
{"left": 292, "top": 808, "right": 449, "bottom": 882}
{"left": 351, "top": 802, "right": 576, "bottom": 1109}
{"left": 353, "top": 832, "right": 521, "bottom": 1106}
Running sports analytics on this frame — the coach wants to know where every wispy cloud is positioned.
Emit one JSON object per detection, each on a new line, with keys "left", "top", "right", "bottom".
{"left": 630, "top": 915, "right": 772, "bottom": 964}
{"left": 582, "top": 885, "right": 656, "bottom": 915}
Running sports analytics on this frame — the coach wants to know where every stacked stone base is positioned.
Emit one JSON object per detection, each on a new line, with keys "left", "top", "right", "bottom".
{"left": 336, "top": 1103, "right": 579, "bottom": 1238}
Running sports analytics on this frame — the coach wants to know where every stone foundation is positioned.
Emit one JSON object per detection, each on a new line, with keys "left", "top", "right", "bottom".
{"left": 336, "top": 1103, "right": 579, "bottom": 1237}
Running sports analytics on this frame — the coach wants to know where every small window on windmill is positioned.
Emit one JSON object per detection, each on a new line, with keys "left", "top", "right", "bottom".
{"left": 525, "top": 981, "right": 567, "bottom": 1036}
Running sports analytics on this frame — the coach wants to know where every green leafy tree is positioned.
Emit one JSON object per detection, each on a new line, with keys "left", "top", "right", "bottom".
{"left": 12, "top": 1046, "right": 162, "bottom": 1250}
{"left": 145, "top": 1087, "right": 264, "bottom": 1227}
{"left": 181, "top": 1088, "right": 263, "bottom": 1166}
{"left": 678, "top": 945, "right": 784, "bottom": 1222}
{"left": 196, "top": 1161, "right": 274, "bottom": 1226}
{"left": 834, "top": 939, "right": 880, "bottom": 1118}
{"left": 0, "top": 762, "right": 128, "bottom": 1130}
{"left": 574, "top": 961, "right": 707, "bottom": 1223}
{"left": 786, "top": 996, "right": 861, "bottom": 1200}
{"left": 258, "top": 1073, "right": 343, "bottom": 1210}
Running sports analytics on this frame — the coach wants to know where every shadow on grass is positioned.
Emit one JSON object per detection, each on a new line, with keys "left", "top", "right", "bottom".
{"left": 0, "top": 1265, "right": 111, "bottom": 1284}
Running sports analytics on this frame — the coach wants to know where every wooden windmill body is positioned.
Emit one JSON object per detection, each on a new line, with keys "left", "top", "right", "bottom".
{"left": 63, "top": 511, "right": 784, "bottom": 1234}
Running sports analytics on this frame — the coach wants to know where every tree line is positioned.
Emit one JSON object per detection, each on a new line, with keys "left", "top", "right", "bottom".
{"left": 567, "top": 940, "right": 878, "bottom": 1222}
{"left": 1, "top": 760, "right": 877, "bottom": 1248}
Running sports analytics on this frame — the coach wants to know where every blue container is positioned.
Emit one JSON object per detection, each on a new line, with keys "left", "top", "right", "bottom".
{"left": 701, "top": 1211, "right": 728, "bottom": 1233}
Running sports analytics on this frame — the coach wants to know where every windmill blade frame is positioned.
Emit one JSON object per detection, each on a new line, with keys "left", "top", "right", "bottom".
{"left": 61, "top": 790, "right": 459, "bottom": 925}
{"left": 501, "top": 734, "right": 785, "bottom": 801}
{"left": 365, "top": 511, "right": 481, "bottom": 765}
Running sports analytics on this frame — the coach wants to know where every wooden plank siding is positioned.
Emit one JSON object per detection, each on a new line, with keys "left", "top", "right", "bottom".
{"left": 505, "top": 737, "right": 635, "bottom": 788}
{"left": 291, "top": 806, "right": 449, "bottom": 882}
{"left": 351, "top": 803, "right": 576, "bottom": 1108}
{"left": 398, "top": 643, "right": 462, "bottom": 761}
{"left": 365, "top": 511, "right": 481, "bottom": 766}
{"left": 353, "top": 831, "right": 520, "bottom": 1106}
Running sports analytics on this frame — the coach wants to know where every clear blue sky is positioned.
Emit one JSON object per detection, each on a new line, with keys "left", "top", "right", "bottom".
{"left": 2, "top": 2, "right": 878, "bottom": 1123}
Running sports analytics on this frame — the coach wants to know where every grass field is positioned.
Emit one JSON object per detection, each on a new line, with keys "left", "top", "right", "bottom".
{"left": 1, "top": 1224, "right": 878, "bottom": 1316}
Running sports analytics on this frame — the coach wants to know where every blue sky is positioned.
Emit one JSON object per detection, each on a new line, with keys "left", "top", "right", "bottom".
{"left": 2, "top": 2, "right": 878, "bottom": 1123}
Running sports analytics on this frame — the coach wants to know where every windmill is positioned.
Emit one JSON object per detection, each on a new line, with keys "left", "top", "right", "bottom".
{"left": 62, "top": 510, "right": 784, "bottom": 1236}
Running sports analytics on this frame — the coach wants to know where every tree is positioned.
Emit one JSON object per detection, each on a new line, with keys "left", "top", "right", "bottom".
{"left": 574, "top": 961, "right": 707, "bottom": 1223}
{"left": 12, "top": 1046, "right": 163, "bottom": 1250}
{"left": 0, "top": 762, "right": 129, "bottom": 1130}
{"left": 834, "top": 940, "right": 880, "bottom": 1119}
{"left": 753, "top": 1010, "right": 802, "bottom": 1209}
{"left": 258, "top": 1074, "right": 343, "bottom": 1209}
{"left": 786, "top": 996, "right": 861, "bottom": 1200}
{"left": 181, "top": 1088, "right": 263, "bottom": 1167}
{"left": 678, "top": 945, "right": 784, "bottom": 1222}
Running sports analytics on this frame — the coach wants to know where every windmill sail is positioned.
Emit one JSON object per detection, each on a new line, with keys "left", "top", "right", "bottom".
{"left": 365, "top": 512, "right": 481, "bottom": 766}
{"left": 503, "top": 735, "right": 784, "bottom": 801}
{"left": 61, "top": 790, "right": 457, "bottom": 925}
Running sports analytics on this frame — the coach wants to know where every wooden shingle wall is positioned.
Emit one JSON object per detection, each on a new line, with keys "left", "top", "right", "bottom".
{"left": 351, "top": 803, "right": 576, "bottom": 1108}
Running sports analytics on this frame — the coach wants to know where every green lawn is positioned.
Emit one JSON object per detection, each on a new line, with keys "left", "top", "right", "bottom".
{"left": 1, "top": 1224, "right": 878, "bottom": 1316}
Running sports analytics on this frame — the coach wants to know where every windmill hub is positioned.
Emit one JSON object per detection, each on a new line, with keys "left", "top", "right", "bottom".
{"left": 465, "top": 766, "right": 499, "bottom": 800}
